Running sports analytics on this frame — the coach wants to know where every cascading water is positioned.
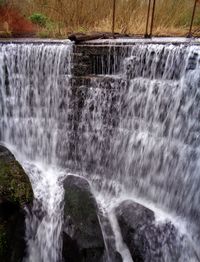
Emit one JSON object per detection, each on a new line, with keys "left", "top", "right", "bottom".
{"left": 1, "top": 41, "right": 200, "bottom": 261}
{"left": 0, "top": 43, "right": 72, "bottom": 262}
{"left": 86, "top": 44, "right": 200, "bottom": 259}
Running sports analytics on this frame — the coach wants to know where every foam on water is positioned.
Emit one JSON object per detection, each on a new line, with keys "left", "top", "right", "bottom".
{"left": 23, "top": 162, "right": 65, "bottom": 262}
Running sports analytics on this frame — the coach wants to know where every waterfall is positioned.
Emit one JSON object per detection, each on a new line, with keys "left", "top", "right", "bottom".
{"left": 1, "top": 41, "right": 200, "bottom": 261}
{"left": 0, "top": 43, "right": 72, "bottom": 262}
{"left": 0, "top": 43, "right": 72, "bottom": 164}
{"left": 82, "top": 44, "right": 200, "bottom": 255}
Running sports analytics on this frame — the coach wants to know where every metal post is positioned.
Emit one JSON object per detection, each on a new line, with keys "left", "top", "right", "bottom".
{"left": 112, "top": 0, "right": 116, "bottom": 37}
{"left": 145, "top": 0, "right": 152, "bottom": 38}
{"left": 187, "top": 0, "right": 198, "bottom": 38}
{"left": 149, "top": 0, "right": 156, "bottom": 38}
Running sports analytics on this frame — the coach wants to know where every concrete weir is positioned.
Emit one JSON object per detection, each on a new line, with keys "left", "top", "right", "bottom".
{"left": 1, "top": 37, "right": 200, "bottom": 77}
{"left": 71, "top": 37, "right": 200, "bottom": 88}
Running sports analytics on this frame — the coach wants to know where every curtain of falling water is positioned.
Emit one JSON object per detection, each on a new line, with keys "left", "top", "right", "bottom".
{"left": 0, "top": 43, "right": 72, "bottom": 262}
{"left": 1, "top": 42, "right": 200, "bottom": 260}
{"left": 71, "top": 44, "right": 200, "bottom": 254}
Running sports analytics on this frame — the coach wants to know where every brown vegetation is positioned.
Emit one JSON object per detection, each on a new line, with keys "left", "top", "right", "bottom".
{"left": 0, "top": 6, "right": 36, "bottom": 37}
{"left": 1, "top": 0, "right": 200, "bottom": 38}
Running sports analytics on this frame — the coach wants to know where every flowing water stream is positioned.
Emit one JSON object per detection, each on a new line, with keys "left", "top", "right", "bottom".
{"left": 0, "top": 41, "right": 200, "bottom": 261}
{"left": 0, "top": 43, "right": 72, "bottom": 261}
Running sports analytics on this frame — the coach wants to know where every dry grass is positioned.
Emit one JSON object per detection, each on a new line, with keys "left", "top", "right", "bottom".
{"left": 2, "top": 0, "right": 200, "bottom": 38}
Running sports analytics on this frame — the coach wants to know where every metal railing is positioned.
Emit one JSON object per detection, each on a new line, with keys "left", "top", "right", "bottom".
{"left": 188, "top": 0, "right": 198, "bottom": 37}
{"left": 111, "top": 0, "right": 199, "bottom": 38}
{"left": 112, "top": 0, "right": 116, "bottom": 36}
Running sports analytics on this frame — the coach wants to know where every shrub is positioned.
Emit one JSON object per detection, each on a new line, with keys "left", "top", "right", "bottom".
{"left": 29, "top": 13, "right": 49, "bottom": 28}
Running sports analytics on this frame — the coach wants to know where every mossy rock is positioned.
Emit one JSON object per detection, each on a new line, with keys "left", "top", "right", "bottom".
{"left": 116, "top": 200, "right": 198, "bottom": 262}
{"left": 0, "top": 145, "right": 33, "bottom": 262}
{"left": 63, "top": 175, "right": 104, "bottom": 262}
{"left": 0, "top": 145, "right": 33, "bottom": 206}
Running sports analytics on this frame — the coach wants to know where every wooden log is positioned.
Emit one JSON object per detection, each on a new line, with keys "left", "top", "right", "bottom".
{"left": 68, "top": 32, "right": 130, "bottom": 44}
{"left": 68, "top": 33, "right": 105, "bottom": 43}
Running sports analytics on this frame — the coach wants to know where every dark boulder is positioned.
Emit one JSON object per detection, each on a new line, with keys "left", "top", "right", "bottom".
{"left": 0, "top": 145, "right": 33, "bottom": 262}
{"left": 63, "top": 175, "right": 105, "bottom": 262}
{"left": 116, "top": 200, "right": 198, "bottom": 262}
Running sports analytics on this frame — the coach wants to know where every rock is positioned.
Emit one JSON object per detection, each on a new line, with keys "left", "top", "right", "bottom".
{"left": 63, "top": 175, "right": 105, "bottom": 262}
{"left": 0, "top": 145, "right": 33, "bottom": 262}
{"left": 116, "top": 200, "right": 198, "bottom": 262}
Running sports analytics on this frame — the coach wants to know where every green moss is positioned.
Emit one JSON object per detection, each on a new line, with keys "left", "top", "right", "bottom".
{"left": 0, "top": 146, "right": 32, "bottom": 261}
{"left": 0, "top": 157, "right": 33, "bottom": 206}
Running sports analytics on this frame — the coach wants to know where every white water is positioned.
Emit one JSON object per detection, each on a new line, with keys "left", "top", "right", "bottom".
{"left": 24, "top": 162, "right": 65, "bottom": 262}
{"left": 1, "top": 42, "right": 200, "bottom": 261}
{"left": 0, "top": 43, "right": 72, "bottom": 262}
